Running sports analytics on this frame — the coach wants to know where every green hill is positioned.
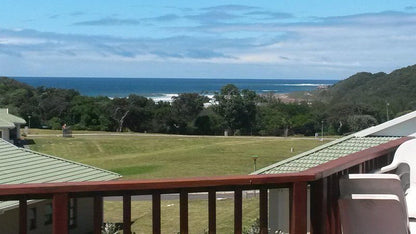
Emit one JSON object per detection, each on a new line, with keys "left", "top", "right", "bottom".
{"left": 318, "top": 64, "right": 416, "bottom": 120}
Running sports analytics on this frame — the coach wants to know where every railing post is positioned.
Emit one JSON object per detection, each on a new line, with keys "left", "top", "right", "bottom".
{"left": 259, "top": 189, "right": 268, "bottom": 234}
{"left": 152, "top": 192, "right": 161, "bottom": 234}
{"left": 123, "top": 195, "right": 131, "bottom": 234}
{"left": 19, "top": 198, "right": 27, "bottom": 234}
{"left": 290, "top": 182, "right": 307, "bottom": 234}
{"left": 328, "top": 174, "right": 342, "bottom": 234}
{"left": 234, "top": 188, "right": 242, "bottom": 234}
{"left": 310, "top": 178, "right": 328, "bottom": 234}
{"left": 93, "top": 195, "right": 103, "bottom": 234}
{"left": 180, "top": 191, "right": 188, "bottom": 234}
{"left": 208, "top": 190, "right": 216, "bottom": 234}
{"left": 53, "top": 193, "right": 68, "bottom": 234}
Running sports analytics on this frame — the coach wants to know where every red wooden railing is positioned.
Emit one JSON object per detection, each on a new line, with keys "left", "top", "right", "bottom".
{"left": 0, "top": 137, "right": 410, "bottom": 234}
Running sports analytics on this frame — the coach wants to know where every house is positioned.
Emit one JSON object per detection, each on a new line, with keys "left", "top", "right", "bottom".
{"left": 253, "top": 110, "right": 416, "bottom": 233}
{"left": 0, "top": 109, "right": 26, "bottom": 143}
{"left": 0, "top": 138, "right": 121, "bottom": 234}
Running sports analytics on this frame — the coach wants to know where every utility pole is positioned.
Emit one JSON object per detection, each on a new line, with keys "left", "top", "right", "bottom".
{"left": 386, "top": 102, "right": 390, "bottom": 121}
{"left": 321, "top": 120, "right": 324, "bottom": 141}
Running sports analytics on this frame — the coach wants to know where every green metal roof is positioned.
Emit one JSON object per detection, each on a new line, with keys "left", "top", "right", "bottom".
{"left": 255, "top": 136, "right": 400, "bottom": 175}
{"left": 0, "top": 119, "right": 14, "bottom": 128}
{"left": 0, "top": 138, "right": 121, "bottom": 211}
{"left": 0, "top": 109, "right": 26, "bottom": 128}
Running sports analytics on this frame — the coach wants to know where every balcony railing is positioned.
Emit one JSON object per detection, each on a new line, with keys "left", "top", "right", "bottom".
{"left": 0, "top": 137, "right": 410, "bottom": 234}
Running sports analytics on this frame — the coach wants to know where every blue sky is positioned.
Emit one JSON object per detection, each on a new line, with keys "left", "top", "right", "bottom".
{"left": 1, "top": 0, "right": 416, "bottom": 79}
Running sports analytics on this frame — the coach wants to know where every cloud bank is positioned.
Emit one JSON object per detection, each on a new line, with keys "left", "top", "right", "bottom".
{"left": 1, "top": 5, "right": 416, "bottom": 79}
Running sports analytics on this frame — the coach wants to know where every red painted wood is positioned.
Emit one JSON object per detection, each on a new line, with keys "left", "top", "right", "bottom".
{"left": 290, "top": 182, "right": 307, "bottom": 234}
{"left": 53, "top": 193, "right": 68, "bottom": 234}
{"left": 234, "top": 189, "right": 242, "bottom": 234}
{"left": 259, "top": 189, "right": 268, "bottom": 234}
{"left": 310, "top": 178, "right": 328, "bottom": 234}
{"left": 180, "top": 191, "right": 188, "bottom": 234}
{"left": 208, "top": 190, "right": 216, "bottom": 234}
{"left": 19, "top": 198, "right": 27, "bottom": 234}
{"left": 0, "top": 173, "right": 315, "bottom": 198}
{"left": 123, "top": 195, "right": 131, "bottom": 234}
{"left": 152, "top": 192, "right": 161, "bottom": 234}
{"left": 93, "top": 196, "right": 103, "bottom": 234}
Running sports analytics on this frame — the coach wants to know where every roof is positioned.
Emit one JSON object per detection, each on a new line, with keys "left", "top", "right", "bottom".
{"left": 0, "top": 109, "right": 26, "bottom": 128}
{"left": 354, "top": 110, "right": 416, "bottom": 137}
{"left": 0, "top": 138, "right": 121, "bottom": 211}
{"left": 255, "top": 136, "right": 399, "bottom": 174}
{"left": 254, "top": 110, "right": 416, "bottom": 175}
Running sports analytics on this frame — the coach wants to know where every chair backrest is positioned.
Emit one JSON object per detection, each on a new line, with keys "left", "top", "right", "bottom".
{"left": 338, "top": 194, "right": 408, "bottom": 234}
{"left": 387, "top": 139, "right": 416, "bottom": 187}
{"left": 339, "top": 174, "right": 409, "bottom": 226}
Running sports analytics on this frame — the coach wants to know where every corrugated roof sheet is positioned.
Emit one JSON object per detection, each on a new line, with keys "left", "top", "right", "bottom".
{"left": 0, "top": 109, "right": 26, "bottom": 126}
{"left": 256, "top": 136, "right": 399, "bottom": 175}
{"left": 0, "top": 139, "right": 121, "bottom": 211}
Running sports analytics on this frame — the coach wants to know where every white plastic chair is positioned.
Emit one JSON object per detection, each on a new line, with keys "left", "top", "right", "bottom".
{"left": 338, "top": 194, "right": 408, "bottom": 234}
{"left": 379, "top": 139, "right": 416, "bottom": 218}
{"left": 339, "top": 173, "right": 408, "bottom": 222}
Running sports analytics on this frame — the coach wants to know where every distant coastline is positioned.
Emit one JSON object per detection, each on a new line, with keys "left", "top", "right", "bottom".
{"left": 13, "top": 77, "right": 337, "bottom": 100}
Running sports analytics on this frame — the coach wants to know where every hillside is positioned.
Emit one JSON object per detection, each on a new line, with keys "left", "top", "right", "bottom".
{"left": 317, "top": 64, "right": 416, "bottom": 120}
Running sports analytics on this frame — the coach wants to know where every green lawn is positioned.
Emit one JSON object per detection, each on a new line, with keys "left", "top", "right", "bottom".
{"left": 104, "top": 196, "right": 259, "bottom": 234}
{"left": 27, "top": 131, "right": 327, "bottom": 233}
{"left": 28, "top": 133, "right": 326, "bottom": 179}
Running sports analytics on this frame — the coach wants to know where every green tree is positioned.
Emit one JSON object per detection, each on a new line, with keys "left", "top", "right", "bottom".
{"left": 214, "top": 84, "right": 257, "bottom": 135}
{"left": 171, "top": 93, "right": 208, "bottom": 134}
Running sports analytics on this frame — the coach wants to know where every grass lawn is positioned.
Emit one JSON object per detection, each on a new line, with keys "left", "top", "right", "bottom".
{"left": 104, "top": 196, "right": 259, "bottom": 234}
{"left": 27, "top": 131, "right": 327, "bottom": 233}
{"left": 28, "top": 133, "right": 326, "bottom": 179}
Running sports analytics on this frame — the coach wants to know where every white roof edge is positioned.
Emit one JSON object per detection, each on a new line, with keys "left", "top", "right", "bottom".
{"left": 354, "top": 110, "right": 416, "bottom": 137}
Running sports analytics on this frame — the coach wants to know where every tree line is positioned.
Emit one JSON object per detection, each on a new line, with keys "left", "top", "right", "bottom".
{"left": 2, "top": 64, "right": 416, "bottom": 136}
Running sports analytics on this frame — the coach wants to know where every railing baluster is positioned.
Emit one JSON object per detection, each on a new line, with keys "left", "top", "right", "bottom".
{"left": 310, "top": 178, "right": 328, "bottom": 234}
{"left": 180, "top": 191, "right": 188, "bottom": 234}
{"left": 53, "top": 193, "right": 68, "bottom": 234}
{"left": 259, "top": 189, "right": 268, "bottom": 234}
{"left": 19, "top": 198, "right": 27, "bottom": 234}
{"left": 234, "top": 188, "right": 242, "bottom": 234}
{"left": 290, "top": 182, "right": 307, "bottom": 234}
{"left": 93, "top": 195, "right": 103, "bottom": 234}
{"left": 123, "top": 195, "right": 131, "bottom": 234}
{"left": 152, "top": 192, "right": 161, "bottom": 234}
{"left": 208, "top": 190, "right": 216, "bottom": 234}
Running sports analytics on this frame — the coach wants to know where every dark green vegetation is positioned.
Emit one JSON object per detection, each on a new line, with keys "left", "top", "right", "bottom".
{"left": 313, "top": 64, "right": 416, "bottom": 134}
{"left": 2, "top": 64, "right": 416, "bottom": 135}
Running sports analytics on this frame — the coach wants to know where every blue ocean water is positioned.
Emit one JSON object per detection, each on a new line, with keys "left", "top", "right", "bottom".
{"left": 14, "top": 77, "right": 338, "bottom": 101}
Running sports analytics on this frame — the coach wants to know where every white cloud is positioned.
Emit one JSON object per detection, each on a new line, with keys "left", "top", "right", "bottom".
{"left": 1, "top": 11, "right": 416, "bottom": 78}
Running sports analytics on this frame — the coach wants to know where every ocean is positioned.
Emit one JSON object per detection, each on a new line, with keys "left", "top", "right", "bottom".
{"left": 14, "top": 77, "right": 338, "bottom": 101}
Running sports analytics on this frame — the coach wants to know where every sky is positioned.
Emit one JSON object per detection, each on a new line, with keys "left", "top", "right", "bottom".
{"left": 1, "top": 0, "right": 416, "bottom": 79}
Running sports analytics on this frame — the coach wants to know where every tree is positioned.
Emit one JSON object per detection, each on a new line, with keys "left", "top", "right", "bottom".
{"left": 170, "top": 93, "right": 208, "bottom": 134}
{"left": 214, "top": 84, "right": 257, "bottom": 135}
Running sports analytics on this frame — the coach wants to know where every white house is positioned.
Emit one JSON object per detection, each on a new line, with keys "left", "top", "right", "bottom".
{"left": 0, "top": 138, "right": 121, "bottom": 234}
{"left": 0, "top": 108, "right": 26, "bottom": 143}
{"left": 254, "top": 110, "right": 416, "bottom": 233}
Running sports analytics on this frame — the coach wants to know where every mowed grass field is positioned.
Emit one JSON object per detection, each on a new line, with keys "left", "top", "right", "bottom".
{"left": 104, "top": 197, "right": 259, "bottom": 234}
{"left": 28, "top": 132, "right": 326, "bottom": 179}
{"left": 28, "top": 131, "right": 327, "bottom": 233}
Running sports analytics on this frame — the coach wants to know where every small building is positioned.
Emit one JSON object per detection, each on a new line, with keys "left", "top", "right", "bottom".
{"left": 0, "top": 138, "right": 121, "bottom": 234}
{"left": 0, "top": 109, "right": 26, "bottom": 143}
{"left": 254, "top": 110, "right": 416, "bottom": 233}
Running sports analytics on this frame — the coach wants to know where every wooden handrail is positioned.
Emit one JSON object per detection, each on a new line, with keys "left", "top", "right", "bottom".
{"left": 0, "top": 173, "right": 315, "bottom": 199}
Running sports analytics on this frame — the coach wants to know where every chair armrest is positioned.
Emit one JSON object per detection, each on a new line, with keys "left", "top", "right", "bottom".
{"left": 379, "top": 164, "right": 398, "bottom": 174}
